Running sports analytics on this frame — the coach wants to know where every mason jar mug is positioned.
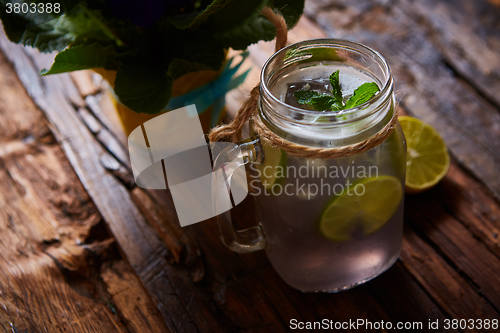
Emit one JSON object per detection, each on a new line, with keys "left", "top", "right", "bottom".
{"left": 215, "top": 39, "right": 406, "bottom": 292}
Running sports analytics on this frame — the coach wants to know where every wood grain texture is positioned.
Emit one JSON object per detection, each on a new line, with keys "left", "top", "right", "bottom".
{"left": 405, "top": 0, "right": 500, "bottom": 108}
{"left": 101, "top": 261, "right": 169, "bottom": 333}
{"left": 0, "top": 32, "right": 225, "bottom": 333}
{"left": 0, "top": 52, "right": 167, "bottom": 332}
{"left": 401, "top": 226, "right": 497, "bottom": 317}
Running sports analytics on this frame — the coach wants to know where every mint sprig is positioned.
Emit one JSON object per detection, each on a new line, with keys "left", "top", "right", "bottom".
{"left": 294, "top": 90, "right": 343, "bottom": 111}
{"left": 294, "top": 70, "right": 379, "bottom": 112}
{"left": 329, "top": 70, "right": 343, "bottom": 104}
{"left": 344, "top": 82, "right": 380, "bottom": 109}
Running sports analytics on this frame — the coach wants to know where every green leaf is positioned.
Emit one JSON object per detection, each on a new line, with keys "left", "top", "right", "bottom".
{"left": 211, "top": 0, "right": 304, "bottom": 50}
{"left": 167, "top": 58, "right": 207, "bottom": 79}
{"left": 294, "top": 89, "right": 320, "bottom": 104}
{"left": 53, "top": 6, "right": 123, "bottom": 46}
{"left": 114, "top": 66, "right": 173, "bottom": 114}
{"left": 165, "top": 31, "right": 226, "bottom": 79}
{"left": 208, "top": 0, "right": 269, "bottom": 50}
{"left": 268, "top": 0, "right": 304, "bottom": 30}
{"left": 167, "top": 53, "right": 225, "bottom": 80}
{"left": 168, "top": 0, "right": 232, "bottom": 29}
{"left": 0, "top": 3, "right": 121, "bottom": 52}
{"left": 294, "top": 90, "right": 340, "bottom": 111}
{"left": 344, "top": 82, "right": 380, "bottom": 109}
{"left": 329, "top": 70, "right": 343, "bottom": 104}
{"left": 0, "top": 6, "right": 67, "bottom": 52}
{"left": 310, "top": 95, "right": 337, "bottom": 111}
{"left": 41, "top": 44, "right": 117, "bottom": 75}
{"left": 294, "top": 70, "right": 379, "bottom": 112}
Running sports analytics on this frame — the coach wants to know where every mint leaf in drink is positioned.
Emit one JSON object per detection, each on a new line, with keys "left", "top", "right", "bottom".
{"left": 344, "top": 82, "right": 380, "bottom": 109}
{"left": 293, "top": 69, "right": 380, "bottom": 112}
{"left": 329, "top": 70, "right": 343, "bottom": 104}
{"left": 294, "top": 90, "right": 340, "bottom": 111}
{"left": 311, "top": 95, "right": 340, "bottom": 111}
{"left": 294, "top": 90, "right": 321, "bottom": 104}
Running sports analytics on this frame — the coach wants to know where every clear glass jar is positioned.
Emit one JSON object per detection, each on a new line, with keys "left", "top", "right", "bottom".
{"left": 216, "top": 39, "right": 406, "bottom": 292}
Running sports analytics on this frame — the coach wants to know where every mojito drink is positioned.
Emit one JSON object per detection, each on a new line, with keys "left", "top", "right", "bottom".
{"left": 252, "top": 53, "right": 405, "bottom": 292}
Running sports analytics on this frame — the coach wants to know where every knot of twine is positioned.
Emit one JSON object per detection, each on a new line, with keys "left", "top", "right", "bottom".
{"left": 208, "top": 7, "right": 398, "bottom": 158}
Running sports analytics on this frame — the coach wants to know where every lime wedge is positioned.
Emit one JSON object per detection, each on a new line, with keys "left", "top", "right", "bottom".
{"left": 258, "top": 142, "right": 287, "bottom": 189}
{"left": 319, "top": 176, "right": 403, "bottom": 241}
{"left": 398, "top": 116, "right": 449, "bottom": 193}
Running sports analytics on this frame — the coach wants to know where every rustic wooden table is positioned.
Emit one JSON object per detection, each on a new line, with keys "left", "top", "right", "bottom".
{"left": 0, "top": 0, "right": 499, "bottom": 332}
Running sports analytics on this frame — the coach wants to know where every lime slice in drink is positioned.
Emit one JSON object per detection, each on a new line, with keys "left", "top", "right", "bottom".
{"left": 258, "top": 142, "right": 287, "bottom": 189}
{"left": 398, "top": 116, "right": 450, "bottom": 193}
{"left": 319, "top": 176, "right": 403, "bottom": 241}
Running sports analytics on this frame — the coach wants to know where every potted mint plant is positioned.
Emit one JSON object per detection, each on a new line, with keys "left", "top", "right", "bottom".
{"left": 0, "top": 0, "right": 304, "bottom": 133}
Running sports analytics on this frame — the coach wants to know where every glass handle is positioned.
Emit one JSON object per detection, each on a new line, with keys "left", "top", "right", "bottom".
{"left": 212, "top": 137, "right": 266, "bottom": 253}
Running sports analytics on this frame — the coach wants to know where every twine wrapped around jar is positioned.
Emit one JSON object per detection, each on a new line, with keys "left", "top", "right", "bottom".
{"left": 208, "top": 7, "right": 398, "bottom": 158}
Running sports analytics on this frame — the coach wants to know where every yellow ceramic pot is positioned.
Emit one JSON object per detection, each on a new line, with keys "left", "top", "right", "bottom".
{"left": 94, "top": 68, "right": 226, "bottom": 136}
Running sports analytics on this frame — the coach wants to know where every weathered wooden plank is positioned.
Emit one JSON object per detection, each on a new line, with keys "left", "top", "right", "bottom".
{"left": 85, "top": 93, "right": 128, "bottom": 149}
{"left": 236, "top": 259, "right": 445, "bottom": 327}
{"left": 405, "top": 189, "right": 500, "bottom": 309}
{"left": 308, "top": 0, "right": 500, "bottom": 200}
{"left": 70, "top": 71, "right": 100, "bottom": 97}
{"left": 0, "top": 33, "right": 226, "bottom": 332}
{"left": 101, "top": 261, "right": 169, "bottom": 333}
{"left": 437, "top": 163, "right": 499, "bottom": 257}
{"left": 363, "top": 262, "right": 446, "bottom": 320}
{"left": 401, "top": 226, "right": 498, "bottom": 317}
{"left": 130, "top": 188, "right": 184, "bottom": 264}
{"left": 0, "top": 52, "right": 166, "bottom": 332}
{"left": 400, "top": 0, "right": 500, "bottom": 108}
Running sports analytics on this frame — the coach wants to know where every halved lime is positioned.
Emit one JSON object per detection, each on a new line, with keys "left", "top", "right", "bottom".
{"left": 319, "top": 176, "right": 403, "bottom": 241}
{"left": 398, "top": 116, "right": 449, "bottom": 193}
{"left": 258, "top": 142, "right": 287, "bottom": 189}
